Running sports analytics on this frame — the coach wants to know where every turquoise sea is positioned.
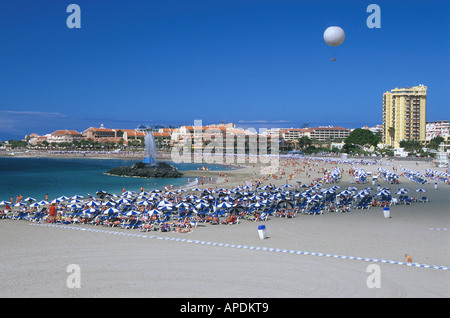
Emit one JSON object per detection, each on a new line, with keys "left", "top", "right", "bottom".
{"left": 0, "top": 157, "right": 223, "bottom": 202}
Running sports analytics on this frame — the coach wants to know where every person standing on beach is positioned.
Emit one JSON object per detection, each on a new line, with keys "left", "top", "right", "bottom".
{"left": 49, "top": 203, "right": 57, "bottom": 223}
{"left": 405, "top": 254, "right": 412, "bottom": 263}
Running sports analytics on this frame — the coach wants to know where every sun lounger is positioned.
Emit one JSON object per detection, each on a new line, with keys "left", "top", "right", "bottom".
{"left": 138, "top": 222, "right": 155, "bottom": 232}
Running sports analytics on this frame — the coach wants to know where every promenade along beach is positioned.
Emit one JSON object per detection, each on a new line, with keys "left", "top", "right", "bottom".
{"left": 0, "top": 153, "right": 449, "bottom": 298}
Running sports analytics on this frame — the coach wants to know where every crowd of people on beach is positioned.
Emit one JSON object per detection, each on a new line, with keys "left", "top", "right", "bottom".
{"left": 0, "top": 156, "right": 443, "bottom": 234}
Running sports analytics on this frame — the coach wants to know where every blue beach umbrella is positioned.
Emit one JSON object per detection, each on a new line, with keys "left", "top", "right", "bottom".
{"left": 86, "top": 200, "right": 101, "bottom": 207}
{"left": 103, "top": 208, "right": 119, "bottom": 215}
{"left": 358, "top": 189, "right": 371, "bottom": 196}
{"left": 67, "top": 203, "right": 82, "bottom": 209}
{"left": 149, "top": 209, "right": 162, "bottom": 215}
{"left": 159, "top": 205, "right": 173, "bottom": 212}
{"left": 310, "top": 194, "right": 323, "bottom": 201}
{"left": 157, "top": 200, "right": 172, "bottom": 207}
{"left": 102, "top": 201, "right": 116, "bottom": 207}
{"left": 115, "top": 198, "right": 131, "bottom": 205}
{"left": 250, "top": 202, "right": 265, "bottom": 208}
{"left": 84, "top": 208, "right": 97, "bottom": 214}
{"left": 195, "top": 202, "right": 209, "bottom": 209}
{"left": 376, "top": 190, "right": 390, "bottom": 197}
{"left": 216, "top": 202, "right": 232, "bottom": 209}
{"left": 395, "top": 188, "right": 409, "bottom": 195}
{"left": 321, "top": 188, "right": 335, "bottom": 195}
{"left": 125, "top": 210, "right": 141, "bottom": 217}
{"left": 176, "top": 202, "right": 191, "bottom": 208}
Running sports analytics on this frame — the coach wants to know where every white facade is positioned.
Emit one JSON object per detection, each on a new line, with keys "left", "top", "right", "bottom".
{"left": 426, "top": 120, "right": 449, "bottom": 141}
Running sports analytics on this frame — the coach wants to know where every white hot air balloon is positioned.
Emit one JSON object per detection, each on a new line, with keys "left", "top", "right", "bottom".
{"left": 323, "top": 26, "right": 345, "bottom": 61}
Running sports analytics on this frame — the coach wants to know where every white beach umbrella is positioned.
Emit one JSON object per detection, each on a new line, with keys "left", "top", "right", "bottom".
{"left": 415, "top": 188, "right": 427, "bottom": 192}
{"left": 101, "top": 201, "right": 115, "bottom": 206}
{"left": 176, "top": 202, "right": 191, "bottom": 208}
{"left": 358, "top": 189, "right": 371, "bottom": 196}
{"left": 125, "top": 210, "right": 141, "bottom": 217}
{"left": 321, "top": 188, "right": 335, "bottom": 195}
{"left": 195, "top": 202, "right": 209, "bottom": 209}
{"left": 0, "top": 201, "right": 10, "bottom": 205}
{"left": 376, "top": 190, "right": 390, "bottom": 197}
{"left": 310, "top": 194, "right": 323, "bottom": 201}
{"left": 66, "top": 204, "right": 82, "bottom": 209}
{"left": 115, "top": 198, "right": 130, "bottom": 205}
{"left": 103, "top": 208, "right": 119, "bottom": 214}
{"left": 216, "top": 202, "right": 232, "bottom": 209}
{"left": 149, "top": 209, "right": 162, "bottom": 215}
{"left": 396, "top": 188, "right": 409, "bottom": 194}
{"left": 86, "top": 200, "right": 101, "bottom": 207}
{"left": 159, "top": 205, "right": 173, "bottom": 211}
{"left": 157, "top": 200, "right": 172, "bottom": 207}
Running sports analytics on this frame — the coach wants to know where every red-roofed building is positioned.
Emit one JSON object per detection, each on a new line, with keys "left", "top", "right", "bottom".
{"left": 47, "top": 130, "right": 83, "bottom": 143}
{"left": 26, "top": 133, "right": 48, "bottom": 145}
{"left": 83, "top": 125, "right": 146, "bottom": 144}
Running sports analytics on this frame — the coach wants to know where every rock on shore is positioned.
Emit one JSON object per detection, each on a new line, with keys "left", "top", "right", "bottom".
{"left": 106, "top": 161, "right": 183, "bottom": 178}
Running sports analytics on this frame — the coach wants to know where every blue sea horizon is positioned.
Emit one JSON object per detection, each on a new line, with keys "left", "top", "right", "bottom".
{"left": 0, "top": 157, "right": 225, "bottom": 202}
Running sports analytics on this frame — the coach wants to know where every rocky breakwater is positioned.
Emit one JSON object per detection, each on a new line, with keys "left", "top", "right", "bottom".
{"left": 105, "top": 162, "right": 183, "bottom": 178}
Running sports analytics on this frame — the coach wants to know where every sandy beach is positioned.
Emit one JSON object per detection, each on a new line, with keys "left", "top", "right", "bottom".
{"left": 0, "top": 155, "right": 449, "bottom": 298}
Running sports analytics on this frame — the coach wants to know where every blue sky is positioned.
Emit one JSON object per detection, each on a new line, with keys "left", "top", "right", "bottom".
{"left": 0, "top": 0, "right": 449, "bottom": 140}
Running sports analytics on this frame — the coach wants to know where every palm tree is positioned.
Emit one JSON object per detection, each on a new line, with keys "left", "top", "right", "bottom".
{"left": 298, "top": 136, "right": 312, "bottom": 149}
{"left": 388, "top": 127, "right": 395, "bottom": 146}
